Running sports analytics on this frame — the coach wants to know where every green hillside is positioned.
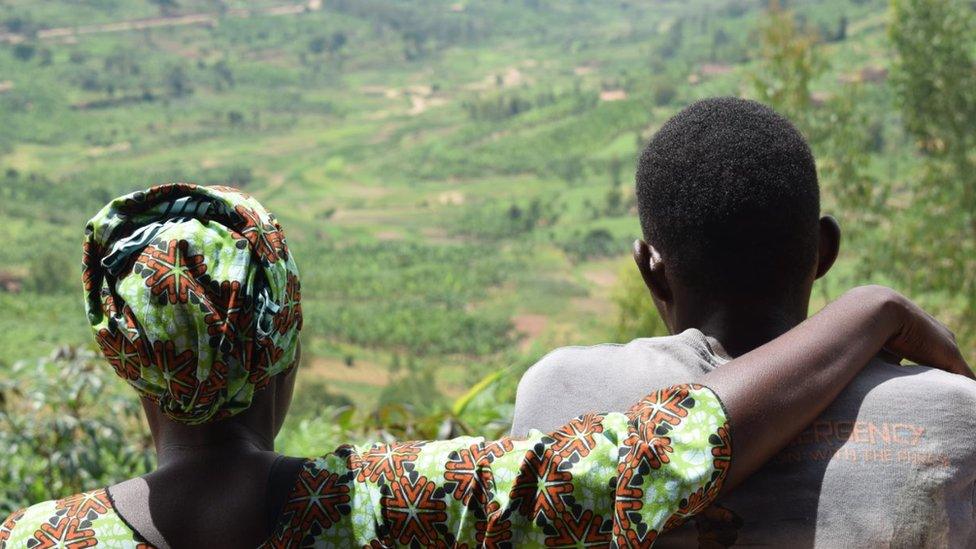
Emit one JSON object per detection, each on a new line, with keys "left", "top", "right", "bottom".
{"left": 2, "top": 0, "right": 974, "bottom": 511}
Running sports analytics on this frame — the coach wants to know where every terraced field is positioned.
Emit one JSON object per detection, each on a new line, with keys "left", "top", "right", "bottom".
{"left": 0, "top": 0, "right": 965, "bottom": 424}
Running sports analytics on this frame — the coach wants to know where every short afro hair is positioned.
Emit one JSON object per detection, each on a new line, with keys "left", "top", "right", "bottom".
{"left": 636, "top": 97, "right": 821, "bottom": 297}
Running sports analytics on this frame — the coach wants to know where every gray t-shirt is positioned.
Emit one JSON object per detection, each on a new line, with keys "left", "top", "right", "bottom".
{"left": 512, "top": 329, "right": 976, "bottom": 548}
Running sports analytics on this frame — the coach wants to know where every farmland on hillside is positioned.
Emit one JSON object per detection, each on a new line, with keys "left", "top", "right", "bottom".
{"left": 1, "top": 0, "right": 974, "bottom": 513}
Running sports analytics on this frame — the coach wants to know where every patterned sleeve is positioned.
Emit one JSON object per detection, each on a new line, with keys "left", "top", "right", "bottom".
{"left": 0, "top": 508, "right": 26, "bottom": 548}
{"left": 266, "top": 383, "right": 732, "bottom": 548}
{"left": 0, "top": 490, "right": 150, "bottom": 549}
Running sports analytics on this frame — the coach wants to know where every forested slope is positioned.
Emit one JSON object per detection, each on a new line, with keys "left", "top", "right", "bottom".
{"left": 1, "top": 0, "right": 973, "bottom": 513}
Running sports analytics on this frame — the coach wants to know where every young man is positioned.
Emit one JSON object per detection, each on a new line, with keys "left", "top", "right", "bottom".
{"left": 511, "top": 97, "right": 976, "bottom": 547}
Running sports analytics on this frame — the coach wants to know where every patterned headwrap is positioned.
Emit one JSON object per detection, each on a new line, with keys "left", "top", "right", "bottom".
{"left": 82, "top": 184, "right": 303, "bottom": 425}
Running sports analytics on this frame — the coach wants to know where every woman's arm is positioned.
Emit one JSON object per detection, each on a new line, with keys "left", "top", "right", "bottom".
{"left": 265, "top": 286, "right": 968, "bottom": 547}
{"left": 706, "top": 285, "right": 972, "bottom": 492}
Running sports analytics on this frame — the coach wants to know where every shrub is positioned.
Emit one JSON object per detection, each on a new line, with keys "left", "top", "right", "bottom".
{"left": 0, "top": 348, "right": 154, "bottom": 515}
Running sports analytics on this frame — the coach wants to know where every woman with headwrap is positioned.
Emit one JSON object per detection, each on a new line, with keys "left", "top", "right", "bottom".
{"left": 0, "top": 184, "right": 970, "bottom": 548}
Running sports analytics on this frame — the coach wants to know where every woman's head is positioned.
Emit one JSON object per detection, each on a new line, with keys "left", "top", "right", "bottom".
{"left": 83, "top": 184, "right": 302, "bottom": 426}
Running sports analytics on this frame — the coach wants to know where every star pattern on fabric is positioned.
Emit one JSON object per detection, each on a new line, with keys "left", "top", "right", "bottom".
{"left": 380, "top": 471, "right": 450, "bottom": 547}
{"left": 543, "top": 412, "right": 605, "bottom": 460}
{"left": 235, "top": 205, "right": 287, "bottom": 264}
{"left": 95, "top": 328, "right": 148, "bottom": 381}
{"left": 542, "top": 508, "right": 612, "bottom": 548}
{"left": 622, "top": 431, "right": 675, "bottom": 471}
{"left": 709, "top": 424, "right": 733, "bottom": 493}
{"left": 28, "top": 516, "right": 98, "bottom": 549}
{"left": 356, "top": 441, "right": 426, "bottom": 484}
{"left": 150, "top": 340, "right": 197, "bottom": 404}
{"left": 199, "top": 280, "right": 247, "bottom": 341}
{"left": 259, "top": 385, "right": 726, "bottom": 548}
{"left": 0, "top": 508, "right": 25, "bottom": 544}
{"left": 194, "top": 360, "right": 229, "bottom": 408}
{"left": 627, "top": 385, "right": 693, "bottom": 434}
{"left": 443, "top": 438, "right": 512, "bottom": 506}
{"left": 274, "top": 273, "right": 303, "bottom": 335}
{"left": 24, "top": 490, "right": 114, "bottom": 549}
{"left": 474, "top": 501, "right": 513, "bottom": 549}
{"left": 101, "top": 293, "right": 141, "bottom": 332}
{"left": 280, "top": 467, "right": 353, "bottom": 533}
{"left": 3, "top": 386, "right": 728, "bottom": 549}
{"left": 511, "top": 447, "right": 575, "bottom": 522}
{"left": 137, "top": 239, "right": 208, "bottom": 305}
{"left": 481, "top": 439, "right": 515, "bottom": 461}
{"left": 54, "top": 491, "right": 111, "bottom": 518}
{"left": 81, "top": 241, "right": 103, "bottom": 293}
{"left": 248, "top": 339, "right": 286, "bottom": 390}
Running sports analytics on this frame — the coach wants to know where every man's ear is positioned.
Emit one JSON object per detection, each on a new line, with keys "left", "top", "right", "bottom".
{"left": 815, "top": 216, "right": 842, "bottom": 280}
{"left": 633, "top": 239, "right": 672, "bottom": 303}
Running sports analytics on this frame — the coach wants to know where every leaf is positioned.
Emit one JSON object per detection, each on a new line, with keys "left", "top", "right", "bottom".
{"left": 451, "top": 367, "right": 509, "bottom": 417}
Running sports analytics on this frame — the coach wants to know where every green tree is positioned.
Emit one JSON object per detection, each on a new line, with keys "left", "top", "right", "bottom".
{"left": 753, "top": 2, "right": 880, "bottom": 282}
{"left": 28, "top": 250, "right": 75, "bottom": 295}
{"left": 0, "top": 349, "right": 153, "bottom": 514}
{"left": 212, "top": 60, "right": 234, "bottom": 90}
{"left": 605, "top": 156, "right": 625, "bottom": 215}
{"left": 751, "top": 0, "right": 826, "bottom": 134}
{"left": 836, "top": 15, "right": 848, "bottom": 42}
{"left": 12, "top": 43, "right": 35, "bottom": 62}
{"left": 710, "top": 27, "right": 731, "bottom": 61}
{"left": 888, "top": 0, "right": 976, "bottom": 333}
{"left": 165, "top": 65, "right": 192, "bottom": 97}
{"left": 377, "top": 356, "right": 444, "bottom": 415}
{"left": 328, "top": 32, "right": 348, "bottom": 57}
{"left": 149, "top": 0, "right": 179, "bottom": 16}
{"left": 817, "top": 86, "right": 883, "bottom": 264}
{"left": 652, "top": 80, "right": 677, "bottom": 106}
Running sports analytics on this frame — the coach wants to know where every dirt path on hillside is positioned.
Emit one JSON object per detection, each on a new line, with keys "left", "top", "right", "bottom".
{"left": 307, "top": 356, "right": 391, "bottom": 386}
{"left": 513, "top": 313, "right": 548, "bottom": 351}
{"left": 0, "top": 1, "right": 320, "bottom": 44}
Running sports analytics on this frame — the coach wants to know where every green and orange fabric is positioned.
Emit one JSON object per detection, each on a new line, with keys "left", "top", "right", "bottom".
{"left": 82, "top": 183, "right": 303, "bottom": 425}
{"left": 1, "top": 384, "right": 731, "bottom": 547}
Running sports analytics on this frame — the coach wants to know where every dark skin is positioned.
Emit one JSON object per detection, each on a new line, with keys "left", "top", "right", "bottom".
{"left": 635, "top": 216, "right": 843, "bottom": 358}
{"left": 112, "top": 347, "right": 302, "bottom": 549}
{"left": 632, "top": 215, "right": 975, "bottom": 491}
{"left": 110, "top": 287, "right": 971, "bottom": 547}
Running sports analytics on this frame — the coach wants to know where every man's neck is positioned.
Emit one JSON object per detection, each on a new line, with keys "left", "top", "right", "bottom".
{"left": 672, "top": 305, "right": 806, "bottom": 358}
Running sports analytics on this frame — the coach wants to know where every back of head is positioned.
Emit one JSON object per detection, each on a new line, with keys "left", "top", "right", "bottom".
{"left": 83, "top": 184, "right": 303, "bottom": 425}
{"left": 636, "top": 97, "right": 821, "bottom": 299}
